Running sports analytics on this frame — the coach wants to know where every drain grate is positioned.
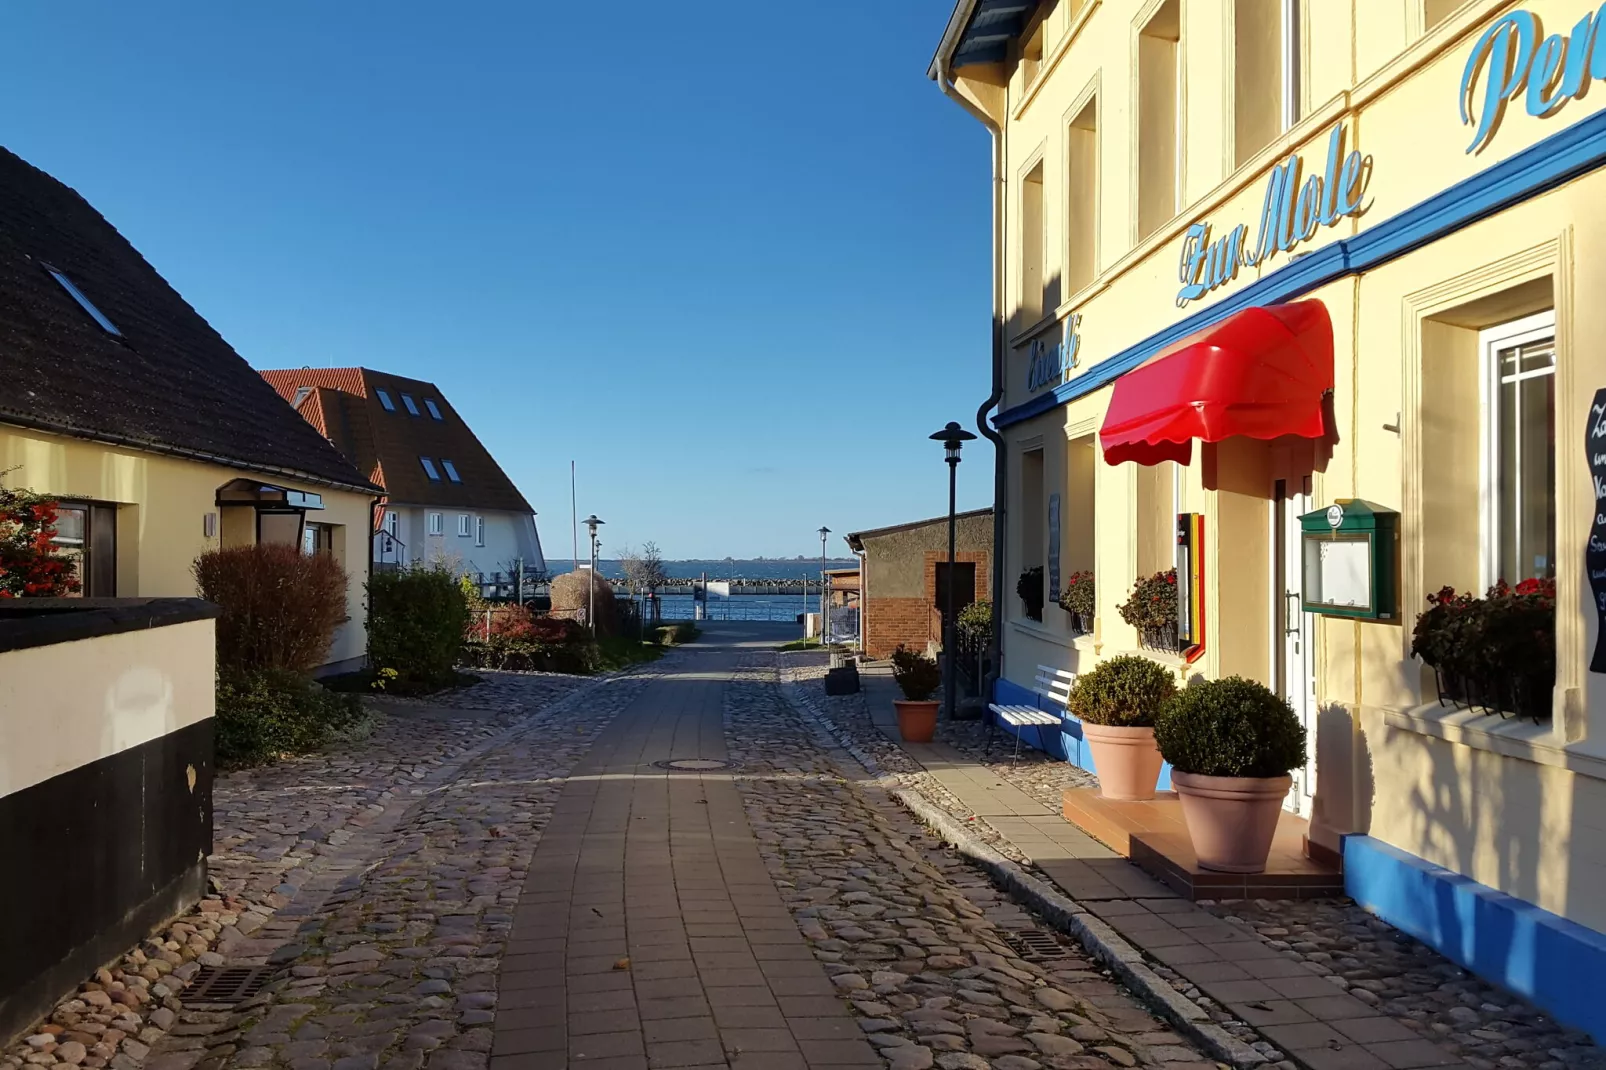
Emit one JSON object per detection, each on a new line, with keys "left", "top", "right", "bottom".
{"left": 1000, "top": 928, "right": 1073, "bottom": 962}
{"left": 183, "top": 965, "right": 274, "bottom": 1006}
{"left": 652, "top": 759, "right": 733, "bottom": 771}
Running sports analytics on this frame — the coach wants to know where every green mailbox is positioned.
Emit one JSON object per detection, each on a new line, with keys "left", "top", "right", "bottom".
{"left": 1297, "top": 499, "right": 1399, "bottom": 621}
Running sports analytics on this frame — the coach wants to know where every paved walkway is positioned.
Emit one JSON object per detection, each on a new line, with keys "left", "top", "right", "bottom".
{"left": 492, "top": 628, "right": 876, "bottom": 1070}
{"left": 855, "top": 670, "right": 1576, "bottom": 1070}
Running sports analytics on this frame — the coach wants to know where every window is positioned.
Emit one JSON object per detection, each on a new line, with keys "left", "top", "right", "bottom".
{"left": 1482, "top": 313, "right": 1556, "bottom": 585}
{"left": 1137, "top": 0, "right": 1182, "bottom": 241}
{"left": 1234, "top": 0, "right": 1299, "bottom": 166}
{"left": 420, "top": 457, "right": 441, "bottom": 481}
{"left": 401, "top": 393, "right": 420, "bottom": 416}
{"left": 1066, "top": 95, "right": 1099, "bottom": 297}
{"left": 1021, "top": 18, "right": 1046, "bottom": 88}
{"left": 425, "top": 399, "right": 443, "bottom": 420}
{"left": 456, "top": 514, "right": 470, "bottom": 537}
{"left": 377, "top": 389, "right": 396, "bottom": 412}
{"left": 385, "top": 510, "right": 399, "bottom": 536}
{"left": 1020, "top": 447, "right": 1047, "bottom": 620}
{"left": 44, "top": 265, "right": 121, "bottom": 337}
{"left": 427, "top": 512, "right": 444, "bottom": 536}
{"left": 475, "top": 516, "right": 485, "bottom": 547}
{"left": 441, "top": 459, "right": 462, "bottom": 483}
{"left": 1424, "top": 0, "right": 1461, "bottom": 31}
{"left": 50, "top": 501, "right": 117, "bottom": 596}
{"left": 1136, "top": 462, "right": 1176, "bottom": 575}
{"left": 1021, "top": 161, "right": 1046, "bottom": 323}
{"left": 292, "top": 386, "right": 313, "bottom": 408}
{"left": 302, "top": 523, "right": 333, "bottom": 556}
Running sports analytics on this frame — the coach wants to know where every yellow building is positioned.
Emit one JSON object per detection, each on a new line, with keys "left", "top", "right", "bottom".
{"left": 932, "top": 0, "right": 1606, "bottom": 1032}
{"left": 0, "top": 146, "right": 378, "bottom": 670}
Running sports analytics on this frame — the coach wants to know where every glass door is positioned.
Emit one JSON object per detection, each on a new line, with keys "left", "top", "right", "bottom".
{"left": 1274, "top": 479, "right": 1317, "bottom": 814}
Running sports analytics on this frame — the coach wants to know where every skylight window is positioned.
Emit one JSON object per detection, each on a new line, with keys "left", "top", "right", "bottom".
{"left": 420, "top": 457, "right": 441, "bottom": 481}
{"left": 402, "top": 394, "right": 420, "bottom": 416}
{"left": 425, "top": 399, "right": 443, "bottom": 420}
{"left": 377, "top": 389, "right": 396, "bottom": 411}
{"left": 45, "top": 265, "right": 121, "bottom": 337}
{"left": 292, "top": 386, "right": 313, "bottom": 408}
{"left": 441, "top": 459, "right": 462, "bottom": 484}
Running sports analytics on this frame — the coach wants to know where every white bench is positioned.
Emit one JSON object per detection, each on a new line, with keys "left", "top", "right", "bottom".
{"left": 986, "top": 665, "right": 1077, "bottom": 766}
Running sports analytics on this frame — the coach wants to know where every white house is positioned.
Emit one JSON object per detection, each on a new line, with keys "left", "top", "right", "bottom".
{"left": 260, "top": 367, "right": 545, "bottom": 584}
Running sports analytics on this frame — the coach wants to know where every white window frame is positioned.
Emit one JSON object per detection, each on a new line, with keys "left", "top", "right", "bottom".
{"left": 420, "top": 456, "right": 441, "bottom": 481}
{"left": 425, "top": 398, "right": 443, "bottom": 420}
{"left": 441, "top": 459, "right": 462, "bottom": 483}
{"left": 474, "top": 516, "right": 485, "bottom": 547}
{"left": 1479, "top": 310, "right": 1557, "bottom": 589}
{"left": 384, "top": 510, "right": 399, "bottom": 536}
{"left": 376, "top": 389, "right": 396, "bottom": 412}
{"left": 1281, "top": 0, "right": 1301, "bottom": 131}
{"left": 427, "top": 512, "right": 443, "bottom": 536}
{"left": 457, "top": 514, "right": 471, "bottom": 538}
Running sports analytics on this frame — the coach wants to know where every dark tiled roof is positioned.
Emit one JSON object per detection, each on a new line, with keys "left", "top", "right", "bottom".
{"left": 0, "top": 147, "right": 377, "bottom": 492}
{"left": 261, "top": 368, "right": 534, "bottom": 514}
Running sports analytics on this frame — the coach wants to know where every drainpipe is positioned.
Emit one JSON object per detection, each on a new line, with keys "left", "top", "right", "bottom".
{"left": 936, "top": 67, "right": 1007, "bottom": 703}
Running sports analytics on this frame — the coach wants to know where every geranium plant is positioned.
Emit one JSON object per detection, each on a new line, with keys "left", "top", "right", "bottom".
{"left": 1058, "top": 570, "right": 1095, "bottom": 633}
{"left": 0, "top": 483, "right": 81, "bottom": 598}
{"left": 1118, "top": 569, "right": 1179, "bottom": 650}
{"left": 1410, "top": 577, "right": 1554, "bottom": 721}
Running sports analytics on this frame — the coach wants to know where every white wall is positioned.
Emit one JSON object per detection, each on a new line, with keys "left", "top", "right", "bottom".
{"left": 383, "top": 505, "right": 544, "bottom": 578}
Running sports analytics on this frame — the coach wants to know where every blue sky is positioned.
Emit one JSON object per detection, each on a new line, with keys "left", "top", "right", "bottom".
{"left": 0, "top": 2, "right": 994, "bottom": 560}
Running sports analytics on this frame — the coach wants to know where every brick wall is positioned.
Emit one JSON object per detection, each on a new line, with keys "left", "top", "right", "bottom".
{"left": 863, "top": 550, "right": 991, "bottom": 658}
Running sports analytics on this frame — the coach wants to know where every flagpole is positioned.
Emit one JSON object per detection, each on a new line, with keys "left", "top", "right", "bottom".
{"left": 570, "top": 461, "right": 579, "bottom": 572}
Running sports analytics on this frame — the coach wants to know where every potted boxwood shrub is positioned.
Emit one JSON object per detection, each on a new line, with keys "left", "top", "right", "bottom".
{"left": 1017, "top": 566, "right": 1045, "bottom": 621}
{"left": 890, "top": 646, "right": 942, "bottom": 742}
{"left": 1154, "top": 676, "right": 1306, "bottom": 873}
{"left": 1067, "top": 654, "right": 1176, "bottom": 800}
{"left": 1058, "top": 570, "right": 1095, "bottom": 634}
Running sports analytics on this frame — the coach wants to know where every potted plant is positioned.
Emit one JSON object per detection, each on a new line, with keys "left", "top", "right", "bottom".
{"left": 890, "top": 646, "right": 942, "bottom": 742}
{"left": 1118, "top": 569, "right": 1180, "bottom": 651}
{"left": 1410, "top": 579, "right": 1555, "bottom": 721}
{"left": 1067, "top": 654, "right": 1176, "bottom": 800}
{"left": 1017, "top": 566, "right": 1045, "bottom": 621}
{"left": 1154, "top": 676, "right": 1307, "bottom": 873}
{"left": 1058, "top": 570, "right": 1095, "bottom": 634}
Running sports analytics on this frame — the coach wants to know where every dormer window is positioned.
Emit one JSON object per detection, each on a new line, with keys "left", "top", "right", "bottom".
{"left": 402, "top": 394, "right": 420, "bottom": 416}
{"left": 441, "top": 459, "right": 462, "bottom": 483}
{"left": 425, "top": 399, "right": 443, "bottom": 420}
{"left": 44, "top": 264, "right": 121, "bottom": 337}
{"left": 377, "top": 389, "right": 396, "bottom": 411}
{"left": 420, "top": 457, "right": 441, "bottom": 481}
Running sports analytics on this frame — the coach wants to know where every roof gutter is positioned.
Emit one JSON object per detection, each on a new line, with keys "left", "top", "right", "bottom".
{"left": 0, "top": 414, "right": 384, "bottom": 498}
{"left": 930, "top": 23, "right": 1009, "bottom": 705}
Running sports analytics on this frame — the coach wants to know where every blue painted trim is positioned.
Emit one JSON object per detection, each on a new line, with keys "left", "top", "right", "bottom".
{"left": 989, "top": 677, "right": 1173, "bottom": 789}
{"left": 1344, "top": 835, "right": 1606, "bottom": 1041}
{"left": 996, "top": 106, "right": 1606, "bottom": 430}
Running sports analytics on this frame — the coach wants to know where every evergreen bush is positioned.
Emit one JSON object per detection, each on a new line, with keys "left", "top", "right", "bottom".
{"left": 1068, "top": 654, "right": 1176, "bottom": 728}
{"left": 1154, "top": 676, "right": 1306, "bottom": 778}
{"left": 368, "top": 564, "right": 470, "bottom": 690}
{"left": 890, "top": 646, "right": 941, "bottom": 701}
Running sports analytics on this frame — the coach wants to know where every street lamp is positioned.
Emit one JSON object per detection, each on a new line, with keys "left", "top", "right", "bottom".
{"left": 583, "top": 514, "right": 604, "bottom": 635}
{"left": 818, "top": 526, "right": 831, "bottom": 642}
{"left": 930, "top": 421, "right": 977, "bottom": 720}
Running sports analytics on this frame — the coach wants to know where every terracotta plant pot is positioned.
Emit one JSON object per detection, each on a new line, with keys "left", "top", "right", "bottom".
{"left": 1081, "top": 723, "right": 1163, "bottom": 801}
{"left": 894, "top": 700, "right": 939, "bottom": 743}
{"left": 1171, "top": 771, "right": 1293, "bottom": 873}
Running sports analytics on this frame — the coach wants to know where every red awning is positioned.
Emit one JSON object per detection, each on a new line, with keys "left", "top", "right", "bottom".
{"left": 1099, "top": 300, "right": 1334, "bottom": 466}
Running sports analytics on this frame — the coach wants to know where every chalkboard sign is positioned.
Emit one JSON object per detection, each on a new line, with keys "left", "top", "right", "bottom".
{"left": 1588, "top": 389, "right": 1606, "bottom": 672}
{"left": 1047, "top": 492, "right": 1062, "bottom": 603}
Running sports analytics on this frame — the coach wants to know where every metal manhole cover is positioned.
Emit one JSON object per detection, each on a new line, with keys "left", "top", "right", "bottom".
{"left": 1000, "top": 929, "right": 1073, "bottom": 962}
{"left": 184, "top": 965, "right": 274, "bottom": 1005}
{"left": 652, "top": 759, "right": 734, "bottom": 771}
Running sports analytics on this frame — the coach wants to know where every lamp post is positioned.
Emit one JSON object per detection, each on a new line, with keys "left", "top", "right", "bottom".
{"left": 583, "top": 514, "right": 604, "bottom": 636}
{"left": 930, "top": 421, "right": 977, "bottom": 720}
{"left": 818, "top": 526, "right": 831, "bottom": 642}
